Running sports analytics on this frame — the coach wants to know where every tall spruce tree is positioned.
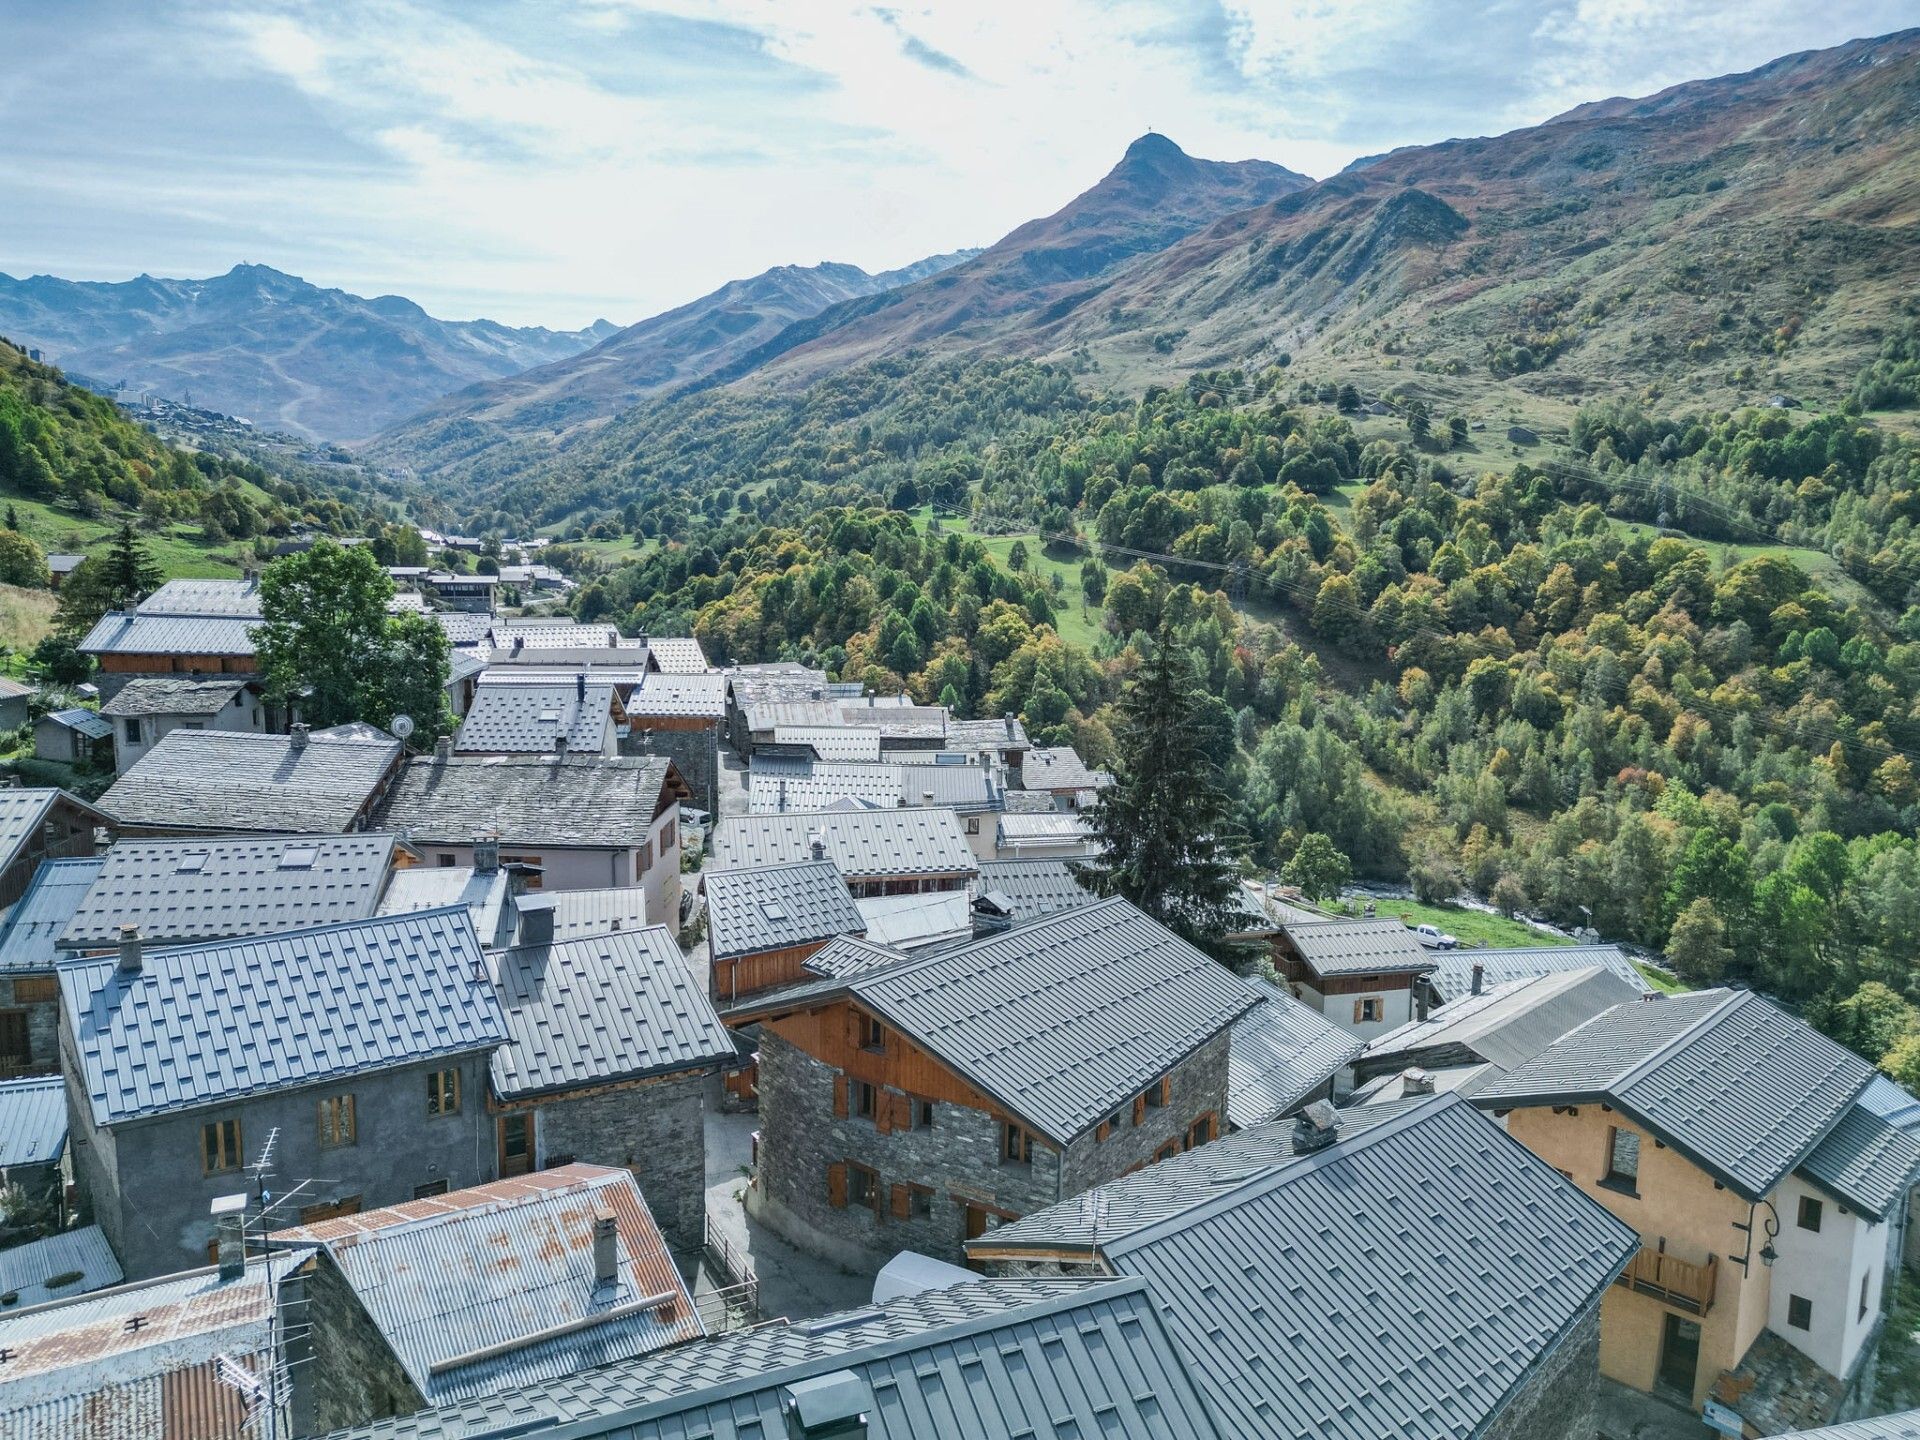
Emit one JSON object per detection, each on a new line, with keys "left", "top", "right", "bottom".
{"left": 1075, "top": 625, "right": 1247, "bottom": 952}
{"left": 102, "top": 520, "right": 162, "bottom": 607}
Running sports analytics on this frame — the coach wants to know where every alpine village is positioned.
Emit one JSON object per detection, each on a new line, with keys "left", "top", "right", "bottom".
{"left": 4, "top": 12, "right": 1920, "bottom": 1440}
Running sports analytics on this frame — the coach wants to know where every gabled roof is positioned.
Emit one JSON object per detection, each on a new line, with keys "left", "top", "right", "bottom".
{"left": 643, "top": 636, "right": 708, "bottom": 674}
{"left": 98, "top": 676, "right": 248, "bottom": 717}
{"left": 59, "top": 833, "right": 396, "bottom": 951}
{"left": 854, "top": 889, "right": 973, "bottom": 951}
{"left": 379, "top": 864, "right": 513, "bottom": 948}
{"left": 1226, "top": 978, "right": 1363, "bottom": 1129}
{"left": 270, "top": 1165, "right": 702, "bottom": 1404}
{"left": 42, "top": 708, "right": 112, "bottom": 739}
{"left": 1018, "top": 745, "right": 1108, "bottom": 793}
{"left": 0, "top": 1075, "right": 68, "bottom": 1167}
{"left": 456, "top": 680, "right": 617, "bottom": 754}
{"left": 703, "top": 859, "right": 864, "bottom": 963}
{"left": 625, "top": 671, "right": 726, "bottom": 719}
{"left": 0, "top": 857, "right": 104, "bottom": 973}
{"left": 1475, "top": 989, "right": 1877, "bottom": 1201}
{"left": 435, "top": 611, "right": 495, "bottom": 647}
{"left": 489, "top": 926, "right": 735, "bottom": 1099}
{"left": 307, "top": 1277, "right": 1224, "bottom": 1440}
{"left": 996, "top": 811, "right": 1092, "bottom": 844}
{"left": 536, "top": 887, "right": 654, "bottom": 942}
{"left": 945, "top": 715, "right": 1029, "bottom": 752}
{"left": 0, "top": 789, "right": 109, "bottom": 877}
{"left": 772, "top": 724, "right": 883, "bottom": 759}
{"left": 1798, "top": 1102, "right": 1920, "bottom": 1221}
{"left": 60, "top": 906, "right": 507, "bottom": 1126}
{"left": 1281, "top": 917, "right": 1436, "bottom": 978}
{"left": 711, "top": 807, "right": 975, "bottom": 882}
{"left": 750, "top": 759, "right": 902, "bottom": 813}
{"left": 973, "top": 858, "right": 1096, "bottom": 922}
{"left": 100, "top": 729, "right": 400, "bottom": 833}
{"left": 1096, "top": 1095, "right": 1639, "bottom": 1440}
{"left": 0, "top": 1225, "right": 121, "bottom": 1309}
{"left": 1424, "top": 942, "right": 1652, "bottom": 1004}
{"left": 76, "top": 611, "right": 258, "bottom": 657}
{"left": 0, "top": 676, "right": 31, "bottom": 700}
{"left": 1360, "top": 966, "right": 1642, "bottom": 1074}
{"left": 741, "top": 698, "right": 844, "bottom": 732}
{"left": 136, "top": 578, "right": 262, "bottom": 617}
{"left": 797, "top": 933, "right": 905, "bottom": 981}
{"left": 381, "top": 754, "right": 682, "bottom": 849}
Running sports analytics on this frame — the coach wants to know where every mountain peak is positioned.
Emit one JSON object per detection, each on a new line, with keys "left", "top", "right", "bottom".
{"left": 1123, "top": 132, "right": 1187, "bottom": 161}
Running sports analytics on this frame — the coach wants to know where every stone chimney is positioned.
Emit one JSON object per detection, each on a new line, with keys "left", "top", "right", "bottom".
{"left": 473, "top": 834, "right": 499, "bottom": 874}
{"left": 575, "top": 672, "right": 586, "bottom": 701}
{"left": 435, "top": 733, "right": 454, "bottom": 762}
{"left": 289, "top": 722, "right": 310, "bottom": 751}
{"left": 117, "top": 923, "right": 143, "bottom": 974}
{"left": 808, "top": 831, "right": 826, "bottom": 862}
{"left": 592, "top": 1209, "right": 619, "bottom": 1290}
{"left": 1401, "top": 1066, "right": 1436, "bottom": 1096}
{"left": 554, "top": 734, "right": 570, "bottom": 756}
{"left": 1290, "top": 1099, "right": 1340, "bottom": 1155}
{"left": 1470, "top": 961, "right": 1484, "bottom": 997}
{"left": 212, "top": 1194, "right": 248, "bottom": 1282}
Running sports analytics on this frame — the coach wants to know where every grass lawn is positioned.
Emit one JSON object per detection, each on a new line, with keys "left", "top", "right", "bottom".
{"left": 1603, "top": 517, "right": 1888, "bottom": 618}
{"left": 0, "top": 482, "right": 253, "bottom": 581}
{"left": 1326, "top": 894, "right": 1574, "bottom": 950}
{"left": 0, "top": 584, "right": 59, "bottom": 655}
{"left": 916, "top": 508, "right": 1106, "bottom": 649}
{"left": 1634, "top": 960, "right": 1688, "bottom": 995}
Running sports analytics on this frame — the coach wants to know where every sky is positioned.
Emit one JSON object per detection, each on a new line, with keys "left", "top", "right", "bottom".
{"left": 1, "top": 1, "right": 1910, "bottom": 329}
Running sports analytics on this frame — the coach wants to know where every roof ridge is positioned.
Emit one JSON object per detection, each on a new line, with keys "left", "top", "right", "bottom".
{"left": 1607, "top": 988, "right": 1748, "bottom": 1091}
{"left": 849, "top": 894, "right": 1134, "bottom": 992}
{"left": 57, "top": 901, "right": 478, "bottom": 968}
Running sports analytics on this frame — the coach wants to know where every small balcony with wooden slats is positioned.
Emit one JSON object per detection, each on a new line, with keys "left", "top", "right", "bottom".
{"left": 1618, "top": 1246, "right": 1718, "bottom": 1315}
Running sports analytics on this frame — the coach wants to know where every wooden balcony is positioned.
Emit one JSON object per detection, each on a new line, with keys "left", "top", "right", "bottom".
{"left": 1618, "top": 1247, "right": 1717, "bottom": 1315}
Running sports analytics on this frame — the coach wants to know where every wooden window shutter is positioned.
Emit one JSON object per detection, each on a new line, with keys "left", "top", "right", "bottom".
{"left": 832, "top": 1078, "right": 848, "bottom": 1119}
{"left": 875, "top": 1090, "right": 893, "bottom": 1136}
{"left": 1132, "top": 1094, "right": 1147, "bottom": 1126}
{"left": 827, "top": 1162, "right": 848, "bottom": 1208}
{"left": 1158, "top": 1076, "right": 1170, "bottom": 1106}
{"left": 891, "top": 1183, "right": 910, "bottom": 1221}
{"left": 1352, "top": 998, "right": 1365, "bottom": 1023}
{"left": 893, "top": 1092, "right": 912, "bottom": 1132}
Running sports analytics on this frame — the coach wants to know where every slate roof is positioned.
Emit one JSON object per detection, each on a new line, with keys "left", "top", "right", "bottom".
{"left": 42, "top": 708, "right": 112, "bottom": 739}
{"left": 456, "top": 681, "right": 617, "bottom": 754}
{"left": 644, "top": 636, "right": 708, "bottom": 674}
{"left": 489, "top": 926, "right": 735, "bottom": 1099}
{"left": 945, "top": 715, "right": 1029, "bottom": 753}
{"left": 76, "top": 611, "right": 258, "bottom": 657}
{"left": 1227, "top": 978, "right": 1363, "bottom": 1128}
{"left": 0, "top": 1225, "right": 121, "bottom": 1309}
{"left": 855, "top": 890, "right": 973, "bottom": 951}
{"left": 381, "top": 754, "right": 681, "bottom": 849}
{"left": 1424, "top": 942, "right": 1652, "bottom": 1004}
{"left": 59, "top": 833, "right": 396, "bottom": 950}
{"left": 711, "top": 807, "right": 976, "bottom": 881}
{"left": 1282, "top": 917, "right": 1436, "bottom": 977}
{"left": 0, "top": 1075, "right": 68, "bottom": 1168}
{"left": 1019, "top": 745, "right": 1108, "bottom": 793}
{"left": 0, "top": 789, "right": 106, "bottom": 875}
{"left": 1097, "top": 1095, "right": 1639, "bottom": 1440}
{"left": 136, "top": 578, "right": 263, "bottom": 617}
{"left": 625, "top": 671, "right": 726, "bottom": 720}
{"left": 974, "top": 858, "right": 1096, "bottom": 922}
{"left": 59, "top": 906, "right": 507, "bottom": 1126}
{"left": 308, "top": 1277, "right": 1224, "bottom": 1440}
{"left": 1359, "top": 966, "right": 1642, "bottom": 1074}
{"left": 0, "top": 857, "right": 104, "bottom": 974}
{"left": 1477, "top": 989, "right": 1878, "bottom": 1201}
{"left": 741, "top": 699, "right": 844, "bottom": 733}
{"left": 1798, "top": 1102, "right": 1920, "bottom": 1221}
{"left": 835, "top": 700, "right": 947, "bottom": 741}
{"left": 100, "top": 729, "right": 400, "bottom": 833}
{"left": 271, "top": 1165, "right": 702, "bottom": 1405}
{"left": 98, "top": 676, "right": 248, "bottom": 717}
{"left": 435, "top": 611, "right": 496, "bottom": 647}
{"left": 704, "top": 860, "right": 864, "bottom": 963}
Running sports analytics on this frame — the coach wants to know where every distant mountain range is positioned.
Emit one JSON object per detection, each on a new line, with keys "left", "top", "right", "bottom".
{"left": 0, "top": 264, "right": 619, "bottom": 441}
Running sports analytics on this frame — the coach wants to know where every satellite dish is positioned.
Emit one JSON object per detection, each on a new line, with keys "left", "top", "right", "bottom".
{"left": 391, "top": 714, "right": 416, "bottom": 740}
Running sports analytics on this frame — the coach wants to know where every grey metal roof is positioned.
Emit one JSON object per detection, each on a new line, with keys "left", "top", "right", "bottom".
{"left": 60, "top": 906, "right": 507, "bottom": 1126}
{"left": 381, "top": 754, "right": 680, "bottom": 850}
{"left": 854, "top": 890, "right": 973, "bottom": 951}
{"left": 711, "top": 807, "right": 976, "bottom": 881}
{"left": 0, "top": 789, "right": 106, "bottom": 875}
{"left": 311, "top": 1277, "right": 1225, "bottom": 1440}
{"left": 625, "top": 671, "right": 726, "bottom": 719}
{"left": 799, "top": 933, "right": 906, "bottom": 980}
{"left": 945, "top": 715, "right": 1029, "bottom": 752}
{"left": 136, "top": 577, "right": 263, "bottom": 616}
{"left": 0, "top": 1225, "right": 121, "bottom": 1308}
{"left": 1103, "top": 1095, "right": 1640, "bottom": 1440}
{"left": 0, "top": 676, "right": 31, "bottom": 699}
{"left": 1346, "top": 1062, "right": 1501, "bottom": 1106}
{"left": 76, "top": 610, "right": 259, "bottom": 657}
{"left": 1424, "top": 942, "right": 1651, "bottom": 1004}
{"left": 772, "top": 723, "right": 883, "bottom": 759}
{"left": 996, "top": 811, "right": 1092, "bottom": 844}
{"left": 1282, "top": 917, "right": 1436, "bottom": 977}
{"left": 703, "top": 860, "right": 864, "bottom": 962}
{"left": 489, "top": 925, "right": 735, "bottom": 1098}
{"left": 0, "top": 857, "right": 104, "bottom": 973}
{"left": 1360, "top": 966, "right": 1642, "bottom": 1074}
{"left": 750, "top": 760, "right": 902, "bottom": 813}
{"left": 1772, "top": 1413, "right": 1920, "bottom": 1438}
{"left": 539, "top": 887, "right": 654, "bottom": 941}
{"left": 43, "top": 708, "right": 112, "bottom": 739}
{"left": 974, "top": 858, "right": 1096, "bottom": 922}
{"left": 436, "top": 611, "right": 496, "bottom": 647}
{"left": 98, "top": 676, "right": 248, "bottom": 717}
{"left": 644, "top": 636, "right": 708, "bottom": 674}
{"left": 0, "top": 1075, "right": 67, "bottom": 1167}
{"left": 271, "top": 1165, "right": 702, "bottom": 1405}
{"left": 59, "top": 833, "right": 396, "bottom": 950}
{"left": 1860, "top": 1075, "right": 1920, "bottom": 1131}
{"left": 380, "top": 865, "right": 514, "bottom": 948}
{"left": 741, "top": 698, "right": 844, "bottom": 733}
{"left": 1018, "top": 745, "right": 1109, "bottom": 793}
{"left": 1476, "top": 989, "right": 1877, "bottom": 1200}
{"left": 834, "top": 700, "right": 947, "bottom": 740}
{"left": 456, "top": 681, "right": 617, "bottom": 754}
{"left": 1798, "top": 1102, "right": 1920, "bottom": 1221}
{"left": 1227, "top": 978, "right": 1363, "bottom": 1128}
{"left": 100, "top": 729, "right": 400, "bottom": 833}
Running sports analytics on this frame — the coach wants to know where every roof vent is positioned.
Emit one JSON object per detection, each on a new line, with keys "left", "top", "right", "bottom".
{"left": 515, "top": 895, "right": 556, "bottom": 948}
{"left": 797, "top": 1308, "right": 885, "bottom": 1337}
{"left": 1291, "top": 1099, "right": 1341, "bottom": 1155}
{"left": 117, "top": 923, "right": 143, "bottom": 974}
{"left": 289, "top": 722, "right": 310, "bottom": 752}
{"left": 780, "top": 1370, "right": 871, "bottom": 1439}
{"left": 1400, "top": 1066, "right": 1435, "bottom": 1096}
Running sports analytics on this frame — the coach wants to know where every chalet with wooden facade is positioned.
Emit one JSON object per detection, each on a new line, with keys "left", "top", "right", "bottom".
{"left": 726, "top": 897, "right": 1258, "bottom": 1270}
{"left": 78, "top": 577, "right": 266, "bottom": 700}
{"left": 703, "top": 857, "right": 866, "bottom": 1004}
{"left": 1271, "top": 916, "right": 1436, "bottom": 1040}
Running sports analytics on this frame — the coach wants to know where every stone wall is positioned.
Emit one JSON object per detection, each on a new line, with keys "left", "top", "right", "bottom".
{"left": 1482, "top": 1303, "right": 1603, "bottom": 1440}
{"left": 288, "top": 1250, "right": 423, "bottom": 1436}
{"left": 0, "top": 974, "right": 60, "bottom": 1076}
{"left": 1058, "top": 1030, "right": 1231, "bottom": 1196}
{"left": 628, "top": 723, "right": 720, "bottom": 817}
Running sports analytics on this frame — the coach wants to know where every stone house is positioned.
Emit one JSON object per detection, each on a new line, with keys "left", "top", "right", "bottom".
{"left": 970, "top": 1094, "right": 1640, "bottom": 1440}
{"left": 728, "top": 896, "right": 1258, "bottom": 1269}
{"left": 97, "top": 676, "right": 267, "bottom": 774}
{"left": 485, "top": 915, "right": 737, "bottom": 1248}
{"left": 0, "top": 677, "right": 30, "bottom": 733}
{"left": 60, "top": 906, "right": 508, "bottom": 1280}
{"left": 1473, "top": 989, "right": 1920, "bottom": 1431}
{"left": 622, "top": 671, "right": 726, "bottom": 816}
{"left": 31, "top": 708, "right": 113, "bottom": 766}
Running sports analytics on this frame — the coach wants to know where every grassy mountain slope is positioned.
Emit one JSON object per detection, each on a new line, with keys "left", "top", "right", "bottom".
{"left": 0, "top": 264, "right": 617, "bottom": 442}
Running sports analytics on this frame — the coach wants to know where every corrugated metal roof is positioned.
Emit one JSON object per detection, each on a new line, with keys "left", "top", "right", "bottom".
{"left": 0, "top": 1075, "right": 68, "bottom": 1167}
{"left": 973, "top": 859, "right": 1096, "bottom": 922}
{"left": 44, "top": 709, "right": 113, "bottom": 739}
{"left": 381, "top": 754, "right": 679, "bottom": 849}
{"left": 1798, "top": 1102, "right": 1920, "bottom": 1221}
{"left": 306, "top": 1277, "right": 1224, "bottom": 1440}
{"left": 0, "top": 1226, "right": 122, "bottom": 1309}
{"left": 101, "top": 730, "right": 400, "bottom": 833}
{"left": 1226, "top": 978, "right": 1363, "bottom": 1128}
{"left": 703, "top": 860, "right": 863, "bottom": 962}
{"left": 710, "top": 807, "right": 975, "bottom": 881}
{"left": 98, "top": 678, "right": 248, "bottom": 718}
{"left": 60, "top": 833, "right": 395, "bottom": 951}
{"left": 1282, "top": 918, "right": 1436, "bottom": 977}
{"left": 1477, "top": 989, "right": 1877, "bottom": 1200}
{"left": 1425, "top": 942, "right": 1652, "bottom": 1004}
{"left": 77, "top": 611, "right": 258, "bottom": 657}
{"left": 456, "top": 682, "right": 617, "bottom": 754}
{"left": 643, "top": 637, "right": 707, "bottom": 674}
{"left": 60, "top": 906, "right": 507, "bottom": 1126}
{"left": 1103, "top": 1095, "right": 1640, "bottom": 1440}
{"left": 489, "top": 926, "right": 734, "bottom": 1098}
{"left": 1359, "top": 966, "right": 1641, "bottom": 1074}
{"left": 624, "top": 672, "right": 726, "bottom": 720}
{"left": 271, "top": 1165, "right": 701, "bottom": 1405}
{"left": 0, "top": 858, "right": 105, "bottom": 974}
{"left": 136, "top": 578, "right": 262, "bottom": 617}
{"left": 1771, "top": 1412, "right": 1920, "bottom": 1438}
{"left": 854, "top": 890, "right": 972, "bottom": 951}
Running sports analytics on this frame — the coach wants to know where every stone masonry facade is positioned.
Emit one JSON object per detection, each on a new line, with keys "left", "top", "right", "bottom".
{"left": 627, "top": 724, "right": 719, "bottom": 818}
{"left": 286, "top": 1249, "right": 423, "bottom": 1436}
{"left": 1482, "top": 1304, "right": 1603, "bottom": 1440}
{"left": 0, "top": 974, "right": 60, "bottom": 1076}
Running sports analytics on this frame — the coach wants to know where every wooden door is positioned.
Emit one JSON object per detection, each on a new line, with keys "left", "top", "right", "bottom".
{"left": 498, "top": 1113, "right": 535, "bottom": 1176}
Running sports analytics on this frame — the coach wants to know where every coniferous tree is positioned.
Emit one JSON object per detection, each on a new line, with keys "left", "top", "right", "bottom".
{"left": 1075, "top": 625, "right": 1247, "bottom": 952}
{"left": 101, "top": 521, "right": 161, "bottom": 608}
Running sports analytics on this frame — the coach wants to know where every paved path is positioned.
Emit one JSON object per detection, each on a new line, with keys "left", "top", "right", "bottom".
{"left": 1595, "top": 1380, "right": 1714, "bottom": 1440}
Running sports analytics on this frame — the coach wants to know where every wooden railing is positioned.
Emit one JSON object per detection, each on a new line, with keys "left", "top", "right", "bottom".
{"left": 1619, "top": 1247, "right": 1717, "bottom": 1315}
